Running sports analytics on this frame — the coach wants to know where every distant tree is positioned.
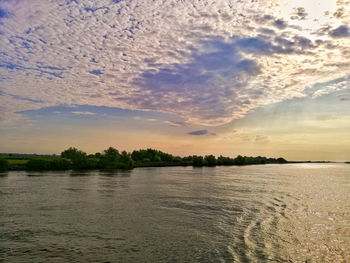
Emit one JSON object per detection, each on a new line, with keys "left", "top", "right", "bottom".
{"left": 132, "top": 148, "right": 176, "bottom": 164}
{"left": 217, "top": 155, "right": 224, "bottom": 165}
{"left": 217, "top": 155, "right": 234, "bottom": 165}
{"left": 192, "top": 155, "right": 204, "bottom": 167}
{"left": 61, "top": 147, "right": 86, "bottom": 160}
{"left": 131, "top": 150, "right": 143, "bottom": 162}
{"left": 82, "top": 158, "right": 98, "bottom": 169}
{"left": 100, "top": 147, "right": 120, "bottom": 168}
{"left": 181, "top": 156, "right": 193, "bottom": 166}
{"left": 18, "top": 146, "right": 289, "bottom": 171}
{"left": 154, "top": 155, "right": 161, "bottom": 162}
{"left": 159, "top": 151, "right": 174, "bottom": 162}
{"left": 182, "top": 156, "right": 193, "bottom": 162}
{"left": 173, "top": 156, "right": 182, "bottom": 163}
{"left": 61, "top": 147, "right": 88, "bottom": 169}
{"left": 104, "top": 147, "right": 119, "bottom": 161}
{"left": 234, "top": 155, "right": 246, "bottom": 165}
{"left": 204, "top": 155, "right": 217, "bottom": 166}
{"left": 277, "top": 157, "right": 287, "bottom": 164}
{"left": 0, "top": 159, "right": 9, "bottom": 171}
{"left": 259, "top": 156, "right": 267, "bottom": 164}
{"left": 118, "top": 151, "right": 134, "bottom": 169}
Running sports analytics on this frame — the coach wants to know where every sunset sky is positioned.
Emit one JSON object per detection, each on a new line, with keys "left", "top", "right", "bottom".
{"left": 1, "top": 0, "right": 350, "bottom": 161}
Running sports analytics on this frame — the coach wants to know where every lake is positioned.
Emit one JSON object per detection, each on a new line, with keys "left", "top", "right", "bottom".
{"left": 0, "top": 164, "right": 349, "bottom": 262}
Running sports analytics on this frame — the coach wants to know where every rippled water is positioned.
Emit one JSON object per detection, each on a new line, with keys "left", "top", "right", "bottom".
{"left": 0, "top": 164, "right": 349, "bottom": 262}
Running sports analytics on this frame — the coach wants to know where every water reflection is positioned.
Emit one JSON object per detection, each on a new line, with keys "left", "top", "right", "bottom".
{"left": 0, "top": 164, "right": 349, "bottom": 262}
{"left": 99, "top": 169, "right": 132, "bottom": 177}
{"left": 26, "top": 171, "right": 69, "bottom": 177}
{"left": 69, "top": 170, "right": 96, "bottom": 176}
{"left": 69, "top": 169, "right": 132, "bottom": 177}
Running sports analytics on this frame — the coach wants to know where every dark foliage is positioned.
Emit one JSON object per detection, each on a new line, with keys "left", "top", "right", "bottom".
{"left": 61, "top": 147, "right": 89, "bottom": 169}
{"left": 49, "top": 158, "right": 72, "bottom": 170}
{"left": 131, "top": 148, "right": 177, "bottom": 163}
{"left": 192, "top": 155, "right": 204, "bottom": 167}
{"left": 26, "top": 159, "right": 52, "bottom": 170}
{"left": 204, "top": 155, "right": 217, "bottom": 166}
{"left": 13, "top": 146, "right": 288, "bottom": 171}
{"left": 60, "top": 147, "right": 134, "bottom": 170}
{"left": 0, "top": 158, "right": 9, "bottom": 171}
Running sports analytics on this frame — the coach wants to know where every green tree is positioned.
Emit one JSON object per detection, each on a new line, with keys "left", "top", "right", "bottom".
{"left": 61, "top": 147, "right": 88, "bottom": 169}
{"left": 217, "top": 155, "right": 234, "bottom": 165}
{"left": 192, "top": 155, "right": 204, "bottom": 167}
{"left": 61, "top": 147, "right": 86, "bottom": 159}
{"left": 204, "top": 155, "right": 217, "bottom": 166}
{"left": 104, "top": 147, "right": 119, "bottom": 162}
{"left": 234, "top": 155, "right": 246, "bottom": 165}
{"left": 118, "top": 151, "right": 134, "bottom": 169}
{"left": 100, "top": 147, "right": 120, "bottom": 169}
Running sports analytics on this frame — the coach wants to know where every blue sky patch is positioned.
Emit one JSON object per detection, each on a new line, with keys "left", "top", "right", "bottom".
{"left": 0, "top": 8, "right": 8, "bottom": 19}
{"left": 89, "top": 70, "right": 103, "bottom": 75}
{"left": 18, "top": 105, "right": 178, "bottom": 120}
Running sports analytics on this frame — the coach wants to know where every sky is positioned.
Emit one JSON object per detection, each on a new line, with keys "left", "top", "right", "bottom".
{"left": 0, "top": 0, "right": 350, "bottom": 161}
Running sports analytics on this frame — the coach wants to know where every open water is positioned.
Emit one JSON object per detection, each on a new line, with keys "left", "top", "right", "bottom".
{"left": 0, "top": 164, "right": 349, "bottom": 262}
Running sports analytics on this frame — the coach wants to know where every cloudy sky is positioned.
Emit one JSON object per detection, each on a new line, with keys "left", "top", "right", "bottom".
{"left": 1, "top": 0, "right": 350, "bottom": 161}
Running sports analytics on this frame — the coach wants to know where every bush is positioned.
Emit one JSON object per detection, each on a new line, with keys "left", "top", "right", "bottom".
{"left": 50, "top": 158, "right": 72, "bottom": 170}
{"left": 26, "top": 159, "right": 51, "bottom": 170}
{"left": 0, "top": 159, "right": 9, "bottom": 171}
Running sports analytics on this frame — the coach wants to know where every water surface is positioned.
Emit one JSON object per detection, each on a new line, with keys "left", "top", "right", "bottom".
{"left": 0, "top": 164, "right": 349, "bottom": 262}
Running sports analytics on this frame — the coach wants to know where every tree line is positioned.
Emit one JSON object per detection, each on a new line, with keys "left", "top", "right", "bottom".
{"left": 0, "top": 147, "right": 287, "bottom": 171}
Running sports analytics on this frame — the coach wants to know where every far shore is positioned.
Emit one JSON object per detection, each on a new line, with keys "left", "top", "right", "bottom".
{"left": 0, "top": 147, "right": 290, "bottom": 172}
{"left": 1, "top": 147, "right": 344, "bottom": 173}
{"left": 1, "top": 160, "right": 342, "bottom": 173}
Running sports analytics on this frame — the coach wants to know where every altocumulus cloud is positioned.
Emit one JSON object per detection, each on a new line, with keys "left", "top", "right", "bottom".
{"left": 0, "top": 0, "right": 350, "bottom": 125}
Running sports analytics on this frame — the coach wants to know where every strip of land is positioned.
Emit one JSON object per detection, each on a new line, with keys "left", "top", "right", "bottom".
{"left": 0, "top": 147, "right": 288, "bottom": 171}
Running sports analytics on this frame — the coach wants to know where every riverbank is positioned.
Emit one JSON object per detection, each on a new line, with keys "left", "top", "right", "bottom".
{"left": 0, "top": 146, "right": 290, "bottom": 172}
{"left": 3, "top": 161, "right": 343, "bottom": 173}
{"left": 1, "top": 160, "right": 289, "bottom": 172}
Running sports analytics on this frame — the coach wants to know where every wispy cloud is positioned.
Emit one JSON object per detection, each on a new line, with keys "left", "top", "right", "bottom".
{"left": 163, "top": 121, "right": 188, "bottom": 127}
{"left": 254, "top": 135, "right": 270, "bottom": 144}
{"left": 311, "top": 76, "right": 350, "bottom": 98}
{"left": 71, "top": 111, "right": 96, "bottom": 115}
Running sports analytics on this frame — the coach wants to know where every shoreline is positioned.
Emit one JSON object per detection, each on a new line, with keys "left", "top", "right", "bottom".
{"left": 0, "top": 161, "right": 341, "bottom": 173}
{"left": 0, "top": 147, "right": 342, "bottom": 173}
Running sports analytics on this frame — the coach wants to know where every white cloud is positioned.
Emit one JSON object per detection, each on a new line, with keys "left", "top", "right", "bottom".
{"left": 0, "top": 0, "right": 350, "bottom": 125}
